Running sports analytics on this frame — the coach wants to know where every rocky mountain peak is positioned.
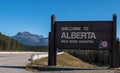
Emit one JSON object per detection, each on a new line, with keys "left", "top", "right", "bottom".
{"left": 11, "top": 31, "right": 48, "bottom": 46}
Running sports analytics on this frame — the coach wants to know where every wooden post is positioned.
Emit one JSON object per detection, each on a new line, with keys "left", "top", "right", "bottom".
{"left": 52, "top": 15, "right": 57, "bottom": 66}
{"left": 118, "top": 39, "right": 120, "bottom": 67}
{"left": 116, "top": 38, "right": 119, "bottom": 67}
{"left": 48, "top": 15, "right": 57, "bottom": 66}
{"left": 109, "top": 49, "right": 113, "bottom": 68}
{"left": 110, "top": 14, "right": 117, "bottom": 68}
{"left": 48, "top": 32, "right": 52, "bottom": 66}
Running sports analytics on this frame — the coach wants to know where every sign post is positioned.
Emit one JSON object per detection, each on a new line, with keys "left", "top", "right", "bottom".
{"left": 116, "top": 38, "right": 119, "bottom": 67}
{"left": 48, "top": 15, "right": 57, "bottom": 66}
{"left": 109, "top": 14, "right": 118, "bottom": 68}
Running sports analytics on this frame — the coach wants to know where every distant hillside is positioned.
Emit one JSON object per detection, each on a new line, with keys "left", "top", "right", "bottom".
{"left": 0, "top": 32, "right": 48, "bottom": 52}
{"left": 11, "top": 32, "right": 48, "bottom": 46}
{"left": 0, "top": 32, "right": 22, "bottom": 51}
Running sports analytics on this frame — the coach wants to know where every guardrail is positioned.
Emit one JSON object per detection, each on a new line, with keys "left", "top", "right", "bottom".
{"left": 0, "top": 52, "right": 43, "bottom": 54}
{"left": 30, "top": 52, "right": 64, "bottom": 61}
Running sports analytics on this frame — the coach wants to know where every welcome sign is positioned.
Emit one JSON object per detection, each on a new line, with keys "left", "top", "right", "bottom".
{"left": 55, "top": 21, "right": 112, "bottom": 50}
{"left": 49, "top": 15, "right": 117, "bottom": 67}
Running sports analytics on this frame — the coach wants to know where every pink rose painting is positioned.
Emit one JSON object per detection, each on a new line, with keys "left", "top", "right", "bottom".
{"left": 99, "top": 41, "right": 108, "bottom": 49}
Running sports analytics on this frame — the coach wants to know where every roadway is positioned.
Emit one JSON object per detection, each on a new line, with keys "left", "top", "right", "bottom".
{"left": 0, "top": 52, "right": 47, "bottom": 73}
{"left": 0, "top": 52, "right": 116, "bottom": 73}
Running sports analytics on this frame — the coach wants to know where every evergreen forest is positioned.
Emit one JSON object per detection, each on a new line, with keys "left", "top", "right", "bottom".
{"left": 0, "top": 32, "right": 48, "bottom": 52}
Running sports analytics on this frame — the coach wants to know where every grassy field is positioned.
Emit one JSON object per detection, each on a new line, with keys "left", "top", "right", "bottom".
{"left": 30, "top": 52, "right": 97, "bottom": 68}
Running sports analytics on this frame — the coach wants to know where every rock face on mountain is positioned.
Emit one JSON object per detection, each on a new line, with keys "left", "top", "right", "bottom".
{"left": 11, "top": 32, "right": 48, "bottom": 46}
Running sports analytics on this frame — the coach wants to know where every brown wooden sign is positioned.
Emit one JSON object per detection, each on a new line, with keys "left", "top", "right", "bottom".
{"left": 55, "top": 21, "right": 113, "bottom": 50}
{"left": 48, "top": 14, "right": 118, "bottom": 68}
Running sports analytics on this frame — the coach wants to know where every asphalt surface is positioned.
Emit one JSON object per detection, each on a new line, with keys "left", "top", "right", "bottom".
{"left": 0, "top": 52, "right": 47, "bottom": 73}
{"left": 0, "top": 52, "right": 116, "bottom": 73}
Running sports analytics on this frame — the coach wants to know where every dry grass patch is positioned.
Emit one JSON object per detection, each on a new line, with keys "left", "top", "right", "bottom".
{"left": 57, "top": 53, "right": 96, "bottom": 68}
{"left": 30, "top": 52, "right": 96, "bottom": 68}
{"left": 31, "top": 57, "right": 48, "bottom": 66}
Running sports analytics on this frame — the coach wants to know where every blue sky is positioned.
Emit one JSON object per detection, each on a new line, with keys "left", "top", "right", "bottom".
{"left": 0, "top": 0, "right": 120, "bottom": 38}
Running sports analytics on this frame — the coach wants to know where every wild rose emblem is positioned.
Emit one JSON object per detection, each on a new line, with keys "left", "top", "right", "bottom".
{"left": 99, "top": 41, "right": 108, "bottom": 49}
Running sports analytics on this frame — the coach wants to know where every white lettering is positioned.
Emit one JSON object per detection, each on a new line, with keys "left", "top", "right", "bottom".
{"left": 61, "top": 27, "right": 81, "bottom": 31}
{"left": 91, "top": 32, "right": 96, "bottom": 39}
{"left": 61, "top": 32, "right": 66, "bottom": 39}
{"left": 61, "top": 32, "right": 96, "bottom": 39}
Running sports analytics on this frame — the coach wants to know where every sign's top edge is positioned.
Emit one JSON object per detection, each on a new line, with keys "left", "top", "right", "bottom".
{"left": 55, "top": 21, "right": 113, "bottom": 23}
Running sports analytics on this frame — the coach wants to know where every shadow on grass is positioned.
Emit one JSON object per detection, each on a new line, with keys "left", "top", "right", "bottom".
{"left": 31, "top": 66, "right": 110, "bottom": 71}
{"left": 0, "top": 66, "right": 25, "bottom": 69}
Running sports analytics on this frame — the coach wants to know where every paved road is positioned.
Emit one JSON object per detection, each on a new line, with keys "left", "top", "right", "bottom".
{"left": 0, "top": 52, "right": 47, "bottom": 73}
{"left": 0, "top": 52, "right": 116, "bottom": 73}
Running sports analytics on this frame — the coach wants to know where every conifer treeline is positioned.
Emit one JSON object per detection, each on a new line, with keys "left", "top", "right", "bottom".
{"left": 67, "top": 41, "right": 120, "bottom": 66}
{"left": 67, "top": 50, "right": 109, "bottom": 66}
{"left": 0, "top": 32, "right": 22, "bottom": 51}
{"left": 0, "top": 32, "right": 48, "bottom": 52}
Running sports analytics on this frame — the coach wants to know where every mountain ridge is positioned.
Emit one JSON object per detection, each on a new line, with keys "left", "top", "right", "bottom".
{"left": 11, "top": 31, "right": 48, "bottom": 46}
